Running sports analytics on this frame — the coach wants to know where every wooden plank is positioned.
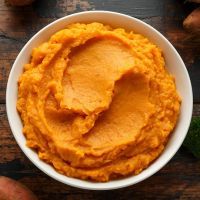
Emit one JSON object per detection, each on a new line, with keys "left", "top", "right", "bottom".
{"left": 193, "top": 104, "right": 200, "bottom": 116}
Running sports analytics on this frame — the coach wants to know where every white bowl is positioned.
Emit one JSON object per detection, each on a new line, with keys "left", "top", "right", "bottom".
{"left": 6, "top": 11, "right": 193, "bottom": 190}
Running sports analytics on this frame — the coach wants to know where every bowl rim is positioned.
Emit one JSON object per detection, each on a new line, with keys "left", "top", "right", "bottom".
{"left": 6, "top": 10, "right": 193, "bottom": 190}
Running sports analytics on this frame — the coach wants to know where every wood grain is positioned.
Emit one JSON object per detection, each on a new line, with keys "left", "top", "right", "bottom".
{"left": 0, "top": 0, "right": 200, "bottom": 199}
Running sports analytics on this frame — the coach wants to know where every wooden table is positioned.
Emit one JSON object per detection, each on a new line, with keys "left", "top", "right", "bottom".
{"left": 0, "top": 0, "right": 200, "bottom": 199}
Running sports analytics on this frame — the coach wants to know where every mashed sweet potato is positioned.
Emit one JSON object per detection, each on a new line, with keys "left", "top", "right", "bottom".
{"left": 17, "top": 23, "right": 181, "bottom": 182}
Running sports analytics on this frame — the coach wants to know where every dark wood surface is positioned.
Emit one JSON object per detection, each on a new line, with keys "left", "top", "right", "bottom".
{"left": 0, "top": 0, "right": 200, "bottom": 199}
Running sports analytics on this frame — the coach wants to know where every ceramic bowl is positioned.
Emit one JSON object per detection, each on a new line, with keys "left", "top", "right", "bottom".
{"left": 6, "top": 11, "right": 193, "bottom": 190}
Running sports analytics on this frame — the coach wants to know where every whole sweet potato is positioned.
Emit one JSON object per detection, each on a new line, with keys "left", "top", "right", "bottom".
{"left": 183, "top": 7, "right": 200, "bottom": 35}
{"left": 0, "top": 176, "right": 38, "bottom": 200}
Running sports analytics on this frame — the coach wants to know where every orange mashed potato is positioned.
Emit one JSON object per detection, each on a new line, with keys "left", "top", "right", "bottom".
{"left": 17, "top": 23, "right": 181, "bottom": 182}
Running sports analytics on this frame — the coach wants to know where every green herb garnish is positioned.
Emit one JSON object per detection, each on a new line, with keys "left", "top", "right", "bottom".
{"left": 183, "top": 116, "right": 200, "bottom": 158}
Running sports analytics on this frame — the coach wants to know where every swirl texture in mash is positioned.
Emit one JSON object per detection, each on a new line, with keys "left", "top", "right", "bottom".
{"left": 17, "top": 23, "right": 181, "bottom": 182}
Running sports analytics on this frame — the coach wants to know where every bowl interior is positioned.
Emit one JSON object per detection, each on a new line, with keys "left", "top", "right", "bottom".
{"left": 6, "top": 11, "right": 193, "bottom": 190}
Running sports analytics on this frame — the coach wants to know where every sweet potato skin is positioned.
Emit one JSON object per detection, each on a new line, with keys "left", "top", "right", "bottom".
{"left": 183, "top": 7, "right": 200, "bottom": 34}
{"left": 0, "top": 176, "right": 38, "bottom": 200}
